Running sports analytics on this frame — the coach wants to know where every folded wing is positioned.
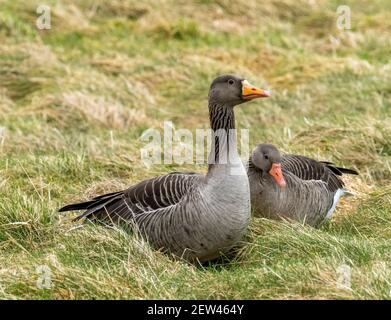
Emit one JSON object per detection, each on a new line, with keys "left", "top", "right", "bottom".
{"left": 59, "top": 172, "right": 202, "bottom": 223}
{"left": 281, "top": 154, "right": 358, "bottom": 192}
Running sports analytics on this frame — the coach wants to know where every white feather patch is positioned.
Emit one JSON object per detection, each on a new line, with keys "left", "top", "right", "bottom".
{"left": 325, "top": 189, "right": 346, "bottom": 219}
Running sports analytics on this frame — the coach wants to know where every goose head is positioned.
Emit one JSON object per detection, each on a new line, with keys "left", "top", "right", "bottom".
{"left": 251, "top": 144, "right": 287, "bottom": 188}
{"left": 208, "top": 74, "right": 270, "bottom": 107}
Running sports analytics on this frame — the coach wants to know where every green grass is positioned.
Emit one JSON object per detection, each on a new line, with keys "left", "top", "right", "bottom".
{"left": 0, "top": 0, "right": 390, "bottom": 299}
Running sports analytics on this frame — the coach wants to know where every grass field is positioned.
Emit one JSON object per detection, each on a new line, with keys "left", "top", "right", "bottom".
{"left": 0, "top": 0, "right": 390, "bottom": 299}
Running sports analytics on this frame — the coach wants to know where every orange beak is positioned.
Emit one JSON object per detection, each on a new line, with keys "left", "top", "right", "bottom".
{"left": 242, "top": 80, "right": 270, "bottom": 100}
{"left": 269, "top": 163, "right": 286, "bottom": 188}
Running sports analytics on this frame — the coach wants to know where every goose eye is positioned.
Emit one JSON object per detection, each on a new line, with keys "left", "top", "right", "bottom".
{"left": 264, "top": 155, "right": 269, "bottom": 160}
{"left": 228, "top": 79, "right": 234, "bottom": 85}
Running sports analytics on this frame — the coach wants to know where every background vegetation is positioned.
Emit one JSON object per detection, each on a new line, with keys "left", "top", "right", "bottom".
{"left": 0, "top": 0, "right": 390, "bottom": 299}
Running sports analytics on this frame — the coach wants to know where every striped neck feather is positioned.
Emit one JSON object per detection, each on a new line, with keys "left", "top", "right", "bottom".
{"left": 207, "top": 103, "right": 239, "bottom": 168}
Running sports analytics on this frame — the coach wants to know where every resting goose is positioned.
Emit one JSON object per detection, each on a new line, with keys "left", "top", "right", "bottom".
{"left": 59, "top": 75, "right": 270, "bottom": 262}
{"left": 247, "top": 144, "right": 358, "bottom": 227}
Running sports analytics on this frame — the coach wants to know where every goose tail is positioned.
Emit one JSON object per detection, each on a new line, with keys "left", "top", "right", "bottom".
{"left": 59, "top": 190, "right": 125, "bottom": 221}
{"left": 335, "top": 167, "right": 359, "bottom": 175}
{"left": 321, "top": 162, "right": 359, "bottom": 176}
{"left": 59, "top": 201, "right": 94, "bottom": 212}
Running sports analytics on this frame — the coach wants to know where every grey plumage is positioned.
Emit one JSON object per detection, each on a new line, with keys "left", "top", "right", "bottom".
{"left": 59, "top": 75, "right": 270, "bottom": 262}
{"left": 247, "top": 144, "right": 358, "bottom": 227}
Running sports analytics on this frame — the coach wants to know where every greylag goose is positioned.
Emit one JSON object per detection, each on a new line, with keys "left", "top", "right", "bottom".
{"left": 59, "top": 75, "right": 270, "bottom": 262}
{"left": 247, "top": 144, "right": 358, "bottom": 227}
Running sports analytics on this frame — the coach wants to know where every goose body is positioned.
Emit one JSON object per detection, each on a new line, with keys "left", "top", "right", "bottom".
{"left": 247, "top": 144, "right": 358, "bottom": 227}
{"left": 59, "top": 75, "right": 270, "bottom": 262}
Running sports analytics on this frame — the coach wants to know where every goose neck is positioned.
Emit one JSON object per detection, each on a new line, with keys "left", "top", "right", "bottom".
{"left": 207, "top": 103, "right": 240, "bottom": 169}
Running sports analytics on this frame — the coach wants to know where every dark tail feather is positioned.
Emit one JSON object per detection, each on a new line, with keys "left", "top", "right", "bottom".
{"left": 321, "top": 162, "right": 359, "bottom": 176}
{"left": 91, "top": 190, "right": 123, "bottom": 201}
{"left": 59, "top": 191, "right": 124, "bottom": 213}
{"left": 59, "top": 190, "right": 125, "bottom": 224}
{"left": 335, "top": 167, "right": 359, "bottom": 175}
{"left": 59, "top": 200, "right": 96, "bottom": 212}
{"left": 72, "top": 195, "right": 123, "bottom": 221}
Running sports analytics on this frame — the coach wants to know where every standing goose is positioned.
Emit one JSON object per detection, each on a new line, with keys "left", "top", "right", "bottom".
{"left": 59, "top": 75, "right": 270, "bottom": 262}
{"left": 247, "top": 144, "right": 358, "bottom": 227}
